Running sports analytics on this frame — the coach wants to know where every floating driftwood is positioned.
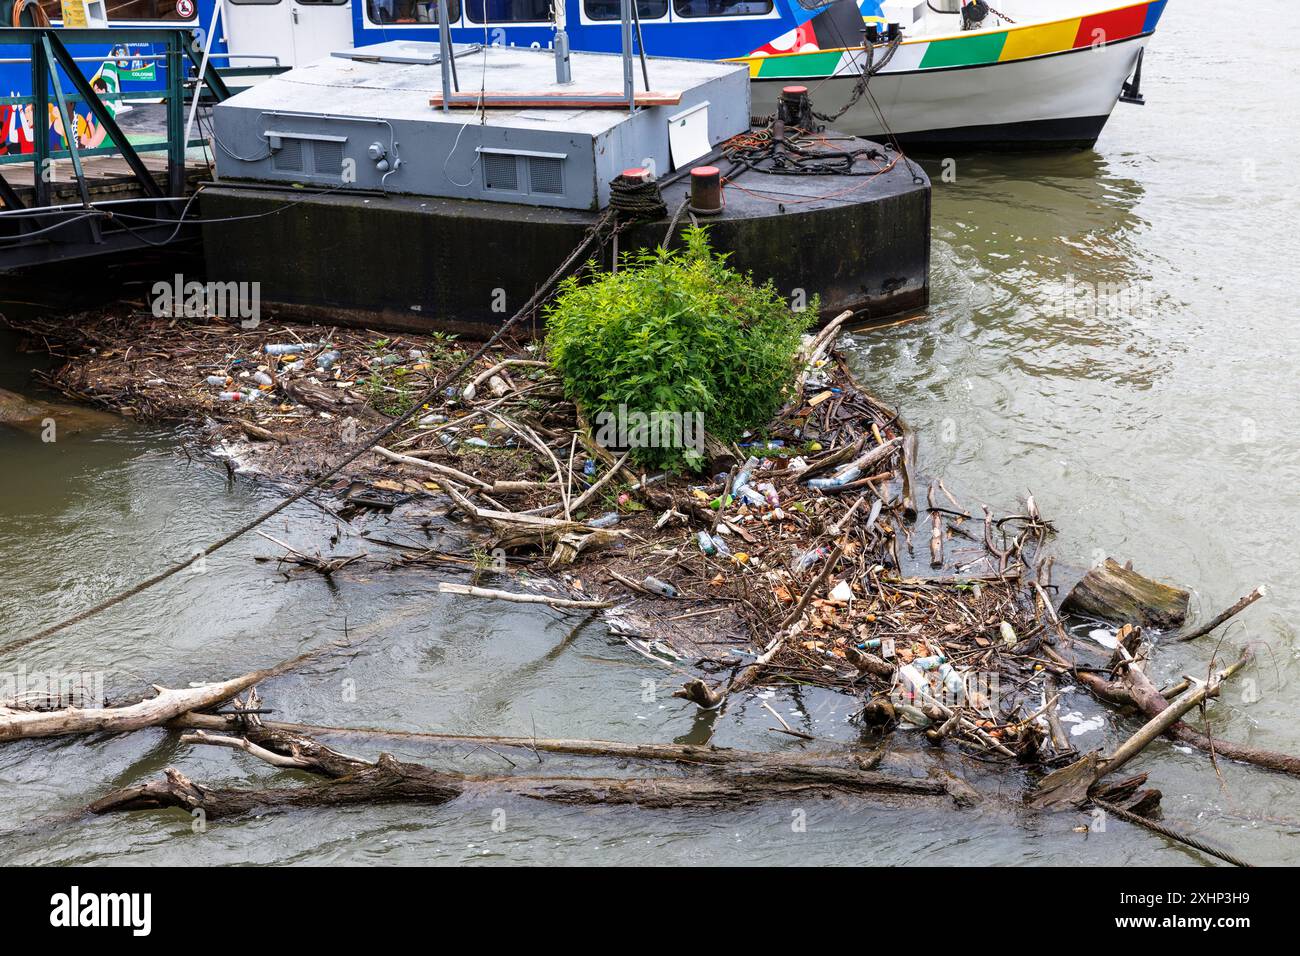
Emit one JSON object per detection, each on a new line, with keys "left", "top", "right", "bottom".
{"left": 1060, "top": 558, "right": 1190, "bottom": 629}
{"left": 0, "top": 658, "right": 295, "bottom": 742}
{"left": 91, "top": 715, "right": 952, "bottom": 819}
{"left": 4, "top": 308, "right": 1288, "bottom": 863}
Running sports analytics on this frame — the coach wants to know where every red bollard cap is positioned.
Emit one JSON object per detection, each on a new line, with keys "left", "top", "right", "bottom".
{"left": 691, "top": 166, "right": 720, "bottom": 178}
{"left": 782, "top": 85, "right": 809, "bottom": 96}
{"left": 621, "top": 167, "right": 649, "bottom": 180}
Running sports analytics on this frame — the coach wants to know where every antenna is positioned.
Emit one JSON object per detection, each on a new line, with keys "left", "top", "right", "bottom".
{"left": 554, "top": 3, "right": 572, "bottom": 84}
{"left": 437, "top": 0, "right": 453, "bottom": 113}
{"left": 620, "top": 0, "right": 634, "bottom": 111}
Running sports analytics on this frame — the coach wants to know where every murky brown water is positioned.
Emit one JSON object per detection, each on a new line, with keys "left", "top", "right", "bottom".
{"left": 2, "top": 0, "right": 1298, "bottom": 865}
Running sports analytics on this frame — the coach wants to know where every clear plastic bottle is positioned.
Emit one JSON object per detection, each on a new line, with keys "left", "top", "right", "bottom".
{"left": 642, "top": 576, "right": 678, "bottom": 597}
{"left": 794, "top": 546, "right": 828, "bottom": 572}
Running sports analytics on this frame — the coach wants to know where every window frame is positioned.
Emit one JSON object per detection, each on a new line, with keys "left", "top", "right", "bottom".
{"left": 579, "top": 0, "right": 669, "bottom": 24}
{"left": 462, "top": 0, "right": 551, "bottom": 26}
{"left": 362, "top": 0, "right": 463, "bottom": 26}
{"left": 362, "top": 0, "right": 462, "bottom": 26}
{"left": 669, "top": 0, "right": 777, "bottom": 21}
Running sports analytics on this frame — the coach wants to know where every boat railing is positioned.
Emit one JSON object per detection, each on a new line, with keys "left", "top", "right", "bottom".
{"left": 0, "top": 26, "right": 231, "bottom": 258}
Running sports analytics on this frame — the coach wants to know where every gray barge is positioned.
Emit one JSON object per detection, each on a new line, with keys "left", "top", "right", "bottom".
{"left": 200, "top": 41, "right": 930, "bottom": 333}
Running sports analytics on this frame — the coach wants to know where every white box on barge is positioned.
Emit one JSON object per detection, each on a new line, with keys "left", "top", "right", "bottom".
{"left": 211, "top": 42, "right": 751, "bottom": 211}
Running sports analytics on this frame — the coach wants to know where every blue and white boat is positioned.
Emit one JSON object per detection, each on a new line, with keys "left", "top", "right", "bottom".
{"left": 2, "top": 0, "right": 1165, "bottom": 152}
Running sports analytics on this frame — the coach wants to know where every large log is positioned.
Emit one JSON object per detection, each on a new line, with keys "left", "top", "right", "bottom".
{"left": 1030, "top": 651, "right": 1248, "bottom": 809}
{"left": 1060, "top": 558, "right": 1189, "bottom": 630}
{"left": 1117, "top": 653, "right": 1300, "bottom": 778}
{"left": 0, "top": 664, "right": 291, "bottom": 742}
{"left": 90, "top": 724, "right": 953, "bottom": 819}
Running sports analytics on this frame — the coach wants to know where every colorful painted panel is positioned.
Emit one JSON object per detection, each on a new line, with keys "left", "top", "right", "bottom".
{"left": 999, "top": 17, "right": 1081, "bottom": 62}
{"left": 918, "top": 30, "right": 1006, "bottom": 69}
{"left": 1073, "top": 4, "right": 1150, "bottom": 48}
{"left": 743, "top": 2, "right": 1162, "bottom": 81}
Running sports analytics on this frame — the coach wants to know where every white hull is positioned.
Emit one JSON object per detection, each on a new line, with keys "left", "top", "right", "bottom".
{"left": 753, "top": 36, "right": 1149, "bottom": 149}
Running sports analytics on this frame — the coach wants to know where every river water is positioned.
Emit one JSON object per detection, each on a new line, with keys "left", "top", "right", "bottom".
{"left": 2, "top": 0, "right": 1297, "bottom": 865}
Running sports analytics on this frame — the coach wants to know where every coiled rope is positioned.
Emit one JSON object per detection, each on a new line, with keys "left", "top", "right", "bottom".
{"left": 609, "top": 174, "right": 667, "bottom": 222}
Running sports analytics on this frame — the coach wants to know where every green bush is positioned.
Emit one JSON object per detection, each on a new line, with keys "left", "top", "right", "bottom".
{"left": 545, "top": 227, "right": 814, "bottom": 470}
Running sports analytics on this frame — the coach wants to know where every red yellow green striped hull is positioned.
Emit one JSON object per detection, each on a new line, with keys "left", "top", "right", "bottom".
{"left": 739, "top": 1, "right": 1166, "bottom": 149}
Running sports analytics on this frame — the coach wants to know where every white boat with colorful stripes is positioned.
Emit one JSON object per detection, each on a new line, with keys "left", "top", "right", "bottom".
{"left": 1, "top": 0, "right": 1166, "bottom": 155}
{"left": 741, "top": 1, "right": 1166, "bottom": 149}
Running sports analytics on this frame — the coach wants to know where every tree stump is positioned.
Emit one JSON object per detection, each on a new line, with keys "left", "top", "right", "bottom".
{"left": 1060, "top": 559, "right": 1189, "bottom": 630}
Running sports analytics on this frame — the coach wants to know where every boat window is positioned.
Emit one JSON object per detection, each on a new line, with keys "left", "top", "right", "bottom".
{"left": 227, "top": 0, "right": 281, "bottom": 5}
{"left": 672, "top": 0, "right": 772, "bottom": 17}
{"left": 367, "top": 0, "right": 461, "bottom": 23}
{"left": 584, "top": 0, "right": 668, "bottom": 21}
{"left": 36, "top": 0, "right": 195, "bottom": 18}
{"left": 464, "top": 0, "right": 550, "bottom": 23}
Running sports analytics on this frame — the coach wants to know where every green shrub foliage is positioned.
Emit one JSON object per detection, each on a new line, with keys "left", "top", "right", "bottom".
{"left": 546, "top": 228, "right": 814, "bottom": 470}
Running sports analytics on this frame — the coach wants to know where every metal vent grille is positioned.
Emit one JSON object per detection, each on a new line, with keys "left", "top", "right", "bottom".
{"left": 312, "top": 140, "right": 344, "bottom": 176}
{"left": 528, "top": 156, "right": 564, "bottom": 195}
{"left": 483, "top": 153, "right": 519, "bottom": 191}
{"left": 273, "top": 139, "right": 304, "bottom": 173}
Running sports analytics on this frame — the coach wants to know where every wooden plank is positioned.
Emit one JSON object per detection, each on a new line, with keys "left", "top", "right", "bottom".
{"left": 429, "top": 91, "right": 683, "bottom": 109}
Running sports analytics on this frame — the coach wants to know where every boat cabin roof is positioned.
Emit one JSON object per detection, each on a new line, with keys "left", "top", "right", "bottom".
{"left": 227, "top": 42, "right": 745, "bottom": 136}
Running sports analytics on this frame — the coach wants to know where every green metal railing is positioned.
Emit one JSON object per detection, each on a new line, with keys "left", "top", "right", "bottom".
{"left": 0, "top": 27, "right": 231, "bottom": 214}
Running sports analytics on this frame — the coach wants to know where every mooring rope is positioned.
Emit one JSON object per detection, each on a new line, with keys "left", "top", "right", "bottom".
{"left": 609, "top": 174, "right": 667, "bottom": 221}
{"left": 1090, "top": 797, "right": 1252, "bottom": 868}
{"left": 0, "top": 210, "right": 619, "bottom": 660}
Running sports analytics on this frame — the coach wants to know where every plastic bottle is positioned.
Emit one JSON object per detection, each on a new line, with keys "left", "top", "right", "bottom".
{"left": 317, "top": 350, "right": 341, "bottom": 370}
{"left": 265, "top": 343, "right": 305, "bottom": 356}
{"left": 794, "top": 546, "right": 829, "bottom": 572}
{"left": 856, "top": 638, "right": 883, "bottom": 651}
{"left": 588, "top": 512, "right": 620, "bottom": 528}
{"left": 583, "top": 459, "right": 597, "bottom": 478}
{"left": 205, "top": 375, "right": 229, "bottom": 387}
{"left": 218, "top": 390, "right": 258, "bottom": 402}
{"left": 913, "top": 654, "right": 947, "bottom": 671}
{"left": 738, "top": 485, "right": 766, "bottom": 507}
{"left": 807, "top": 464, "right": 861, "bottom": 491}
{"left": 937, "top": 662, "right": 967, "bottom": 703}
{"left": 697, "top": 530, "right": 718, "bottom": 555}
{"left": 251, "top": 371, "right": 273, "bottom": 387}
{"left": 711, "top": 534, "right": 732, "bottom": 558}
{"left": 895, "top": 663, "right": 930, "bottom": 705}
{"left": 733, "top": 456, "right": 760, "bottom": 492}
{"left": 642, "top": 576, "right": 678, "bottom": 597}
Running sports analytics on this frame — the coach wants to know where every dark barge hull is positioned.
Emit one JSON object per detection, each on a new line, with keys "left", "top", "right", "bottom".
{"left": 200, "top": 142, "right": 930, "bottom": 337}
